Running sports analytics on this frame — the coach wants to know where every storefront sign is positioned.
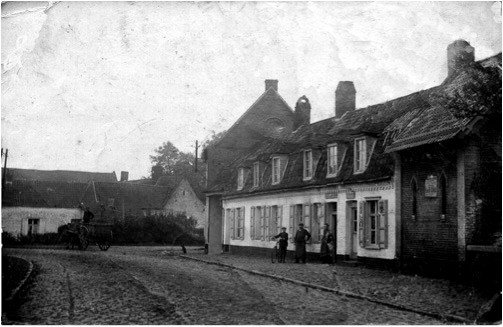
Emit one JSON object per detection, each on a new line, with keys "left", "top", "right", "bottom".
{"left": 425, "top": 175, "right": 438, "bottom": 197}
{"left": 325, "top": 192, "right": 337, "bottom": 199}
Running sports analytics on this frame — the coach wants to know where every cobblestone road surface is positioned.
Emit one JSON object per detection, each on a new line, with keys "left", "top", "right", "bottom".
{"left": 186, "top": 252, "right": 487, "bottom": 321}
{"left": 3, "top": 246, "right": 446, "bottom": 324}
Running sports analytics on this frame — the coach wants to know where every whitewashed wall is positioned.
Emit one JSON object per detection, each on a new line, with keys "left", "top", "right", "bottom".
{"left": 222, "top": 179, "right": 397, "bottom": 260}
{"left": 163, "top": 180, "right": 206, "bottom": 228}
{"left": 2, "top": 207, "right": 82, "bottom": 235}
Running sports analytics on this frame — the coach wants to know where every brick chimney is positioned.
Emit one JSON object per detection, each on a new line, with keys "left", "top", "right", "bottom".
{"left": 294, "top": 95, "right": 311, "bottom": 128}
{"left": 120, "top": 171, "right": 129, "bottom": 182}
{"left": 447, "top": 40, "right": 475, "bottom": 77}
{"left": 265, "top": 79, "right": 278, "bottom": 92}
{"left": 335, "top": 81, "right": 356, "bottom": 118}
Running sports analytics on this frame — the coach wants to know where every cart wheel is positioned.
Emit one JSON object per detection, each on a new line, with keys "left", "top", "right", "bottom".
{"left": 78, "top": 226, "right": 89, "bottom": 250}
{"left": 98, "top": 240, "right": 111, "bottom": 251}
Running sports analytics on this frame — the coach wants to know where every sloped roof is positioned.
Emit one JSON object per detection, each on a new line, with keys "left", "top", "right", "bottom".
{"left": 3, "top": 168, "right": 117, "bottom": 183}
{"left": 386, "top": 53, "right": 502, "bottom": 152}
{"left": 208, "top": 51, "right": 501, "bottom": 197}
{"left": 2, "top": 180, "right": 88, "bottom": 208}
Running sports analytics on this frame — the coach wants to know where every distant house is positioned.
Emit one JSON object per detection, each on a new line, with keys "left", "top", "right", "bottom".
{"left": 2, "top": 179, "right": 87, "bottom": 235}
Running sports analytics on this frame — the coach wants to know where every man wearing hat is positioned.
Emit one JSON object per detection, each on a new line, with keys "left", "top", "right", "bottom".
{"left": 294, "top": 223, "right": 311, "bottom": 263}
{"left": 274, "top": 227, "right": 289, "bottom": 263}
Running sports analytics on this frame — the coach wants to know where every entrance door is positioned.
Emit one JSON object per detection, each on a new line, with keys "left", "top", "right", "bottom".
{"left": 326, "top": 203, "right": 337, "bottom": 261}
{"left": 349, "top": 203, "right": 358, "bottom": 259}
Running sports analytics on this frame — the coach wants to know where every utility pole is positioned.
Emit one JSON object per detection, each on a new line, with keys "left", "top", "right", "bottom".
{"left": 195, "top": 140, "right": 199, "bottom": 173}
{"left": 2, "top": 148, "right": 8, "bottom": 189}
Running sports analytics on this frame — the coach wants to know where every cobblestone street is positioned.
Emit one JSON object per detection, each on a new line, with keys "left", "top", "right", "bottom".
{"left": 3, "top": 246, "right": 452, "bottom": 324}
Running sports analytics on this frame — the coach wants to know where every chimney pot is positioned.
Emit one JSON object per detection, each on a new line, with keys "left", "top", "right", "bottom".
{"left": 335, "top": 81, "right": 356, "bottom": 118}
{"left": 447, "top": 39, "right": 475, "bottom": 77}
{"left": 120, "top": 171, "right": 129, "bottom": 182}
{"left": 265, "top": 79, "right": 278, "bottom": 92}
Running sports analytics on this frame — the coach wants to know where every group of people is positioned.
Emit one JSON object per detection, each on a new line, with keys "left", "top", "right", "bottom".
{"left": 274, "top": 222, "right": 334, "bottom": 264}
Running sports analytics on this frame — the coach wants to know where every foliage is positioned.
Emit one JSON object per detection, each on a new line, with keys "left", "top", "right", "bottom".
{"left": 431, "top": 68, "right": 501, "bottom": 120}
{"left": 111, "top": 213, "right": 204, "bottom": 245}
{"left": 2, "top": 231, "right": 61, "bottom": 246}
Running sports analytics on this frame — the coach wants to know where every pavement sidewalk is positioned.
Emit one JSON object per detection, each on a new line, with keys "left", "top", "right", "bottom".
{"left": 183, "top": 252, "right": 489, "bottom": 322}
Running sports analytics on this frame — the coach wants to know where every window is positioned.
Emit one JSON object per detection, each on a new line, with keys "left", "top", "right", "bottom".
{"left": 289, "top": 204, "right": 303, "bottom": 238}
{"left": 311, "top": 203, "right": 323, "bottom": 242}
{"left": 303, "top": 204, "right": 311, "bottom": 232}
{"left": 250, "top": 207, "right": 256, "bottom": 239}
{"left": 354, "top": 138, "right": 367, "bottom": 173}
{"left": 272, "top": 157, "right": 281, "bottom": 184}
{"left": 303, "top": 150, "right": 313, "bottom": 180}
{"left": 28, "top": 218, "right": 40, "bottom": 236}
{"left": 261, "top": 206, "right": 271, "bottom": 240}
{"left": 411, "top": 178, "right": 418, "bottom": 220}
{"left": 253, "top": 162, "right": 260, "bottom": 187}
{"left": 230, "top": 207, "right": 245, "bottom": 240}
{"left": 327, "top": 144, "right": 338, "bottom": 176}
{"left": 359, "top": 200, "right": 388, "bottom": 249}
{"left": 440, "top": 174, "right": 447, "bottom": 220}
{"left": 254, "top": 206, "right": 262, "bottom": 240}
{"left": 237, "top": 168, "right": 245, "bottom": 190}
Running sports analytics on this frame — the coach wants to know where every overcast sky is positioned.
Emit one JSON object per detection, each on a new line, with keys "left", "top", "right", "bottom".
{"left": 2, "top": 1, "right": 501, "bottom": 180}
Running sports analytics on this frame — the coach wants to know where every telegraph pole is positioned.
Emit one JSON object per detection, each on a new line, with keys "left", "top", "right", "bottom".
{"left": 195, "top": 140, "right": 199, "bottom": 172}
{"left": 2, "top": 148, "right": 8, "bottom": 189}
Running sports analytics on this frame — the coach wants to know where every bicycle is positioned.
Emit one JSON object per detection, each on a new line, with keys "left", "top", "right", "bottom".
{"left": 271, "top": 239, "right": 281, "bottom": 263}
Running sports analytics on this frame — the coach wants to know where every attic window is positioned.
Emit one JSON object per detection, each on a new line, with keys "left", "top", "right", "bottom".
{"left": 253, "top": 162, "right": 260, "bottom": 187}
{"left": 303, "top": 150, "right": 313, "bottom": 180}
{"left": 327, "top": 144, "right": 338, "bottom": 177}
{"left": 354, "top": 138, "right": 367, "bottom": 174}
{"left": 272, "top": 157, "right": 281, "bottom": 185}
{"left": 237, "top": 168, "right": 245, "bottom": 190}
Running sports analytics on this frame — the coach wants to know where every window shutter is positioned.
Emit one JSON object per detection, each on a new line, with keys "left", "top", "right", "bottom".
{"left": 260, "top": 207, "right": 264, "bottom": 240}
{"left": 311, "top": 204, "right": 319, "bottom": 242}
{"left": 265, "top": 206, "right": 271, "bottom": 240}
{"left": 255, "top": 207, "right": 261, "bottom": 240}
{"left": 230, "top": 209, "right": 235, "bottom": 240}
{"left": 378, "top": 200, "right": 388, "bottom": 249}
{"left": 358, "top": 202, "right": 365, "bottom": 247}
{"left": 241, "top": 207, "right": 245, "bottom": 240}
{"left": 250, "top": 207, "right": 255, "bottom": 240}
{"left": 289, "top": 205, "right": 294, "bottom": 240}
{"left": 318, "top": 203, "right": 325, "bottom": 242}
{"left": 278, "top": 205, "right": 283, "bottom": 234}
{"left": 270, "top": 207, "right": 277, "bottom": 239}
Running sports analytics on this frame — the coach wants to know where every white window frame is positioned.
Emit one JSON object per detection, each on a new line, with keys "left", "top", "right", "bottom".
{"left": 237, "top": 168, "right": 245, "bottom": 190}
{"left": 253, "top": 162, "right": 260, "bottom": 188}
{"left": 303, "top": 150, "right": 313, "bottom": 180}
{"left": 327, "top": 144, "right": 338, "bottom": 177}
{"left": 272, "top": 157, "right": 281, "bottom": 185}
{"left": 354, "top": 137, "right": 367, "bottom": 174}
{"left": 28, "top": 218, "right": 40, "bottom": 236}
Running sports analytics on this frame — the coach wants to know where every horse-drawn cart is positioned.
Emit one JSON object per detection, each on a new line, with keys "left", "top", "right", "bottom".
{"left": 61, "top": 221, "right": 113, "bottom": 251}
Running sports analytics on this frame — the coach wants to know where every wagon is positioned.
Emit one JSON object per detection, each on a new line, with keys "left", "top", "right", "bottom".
{"left": 63, "top": 221, "right": 113, "bottom": 251}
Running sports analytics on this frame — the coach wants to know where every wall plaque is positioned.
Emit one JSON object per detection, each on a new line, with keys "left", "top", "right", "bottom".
{"left": 425, "top": 175, "right": 438, "bottom": 197}
{"left": 346, "top": 191, "right": 356, "bottom": 199}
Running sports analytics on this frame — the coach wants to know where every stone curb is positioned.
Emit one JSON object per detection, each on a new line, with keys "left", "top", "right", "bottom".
{"left": 5, "top": 256, "right": 34, "bottom": 303}
{"left": 179, "top": 255, "right": 472, "bottom": 324}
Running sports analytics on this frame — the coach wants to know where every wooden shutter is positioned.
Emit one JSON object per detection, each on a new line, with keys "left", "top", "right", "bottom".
{"left": 260, "top": 207, "right": 265, "bottom": 240}
{"left": 241, "top": 207, "right": 245, "bottom": 240}
{"left": 358, "top": 201, "right": 365, "bottom": 247}
{"left": 318, "top": 203, "right": 324, "bottom": 242}
{"left": 255, "top": 207, "right": 261, "bottom": 240}
{"left": 289, "top": 205, "right": 295, "bottom": 240}
{"left": 250, "top": 207, "right": 255, "bottom": 240}
{"left": 311, "top": 204, "right": 319, "bottom": 242}
{"left": 378, "top": 200, "right": 388, "bottom": 249}
{"left": 230, "top": 209, "right": 235, "bottom": 240}
{"left": 278, "top": 205, "right": 283, "bottom": 234}
{"left": 265, "top": 206, "right": 271, "bottom": 240}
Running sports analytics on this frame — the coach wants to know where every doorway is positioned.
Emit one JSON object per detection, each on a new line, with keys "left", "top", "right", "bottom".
{"left": 348, "top": 201, "right": 358, "bottom": 259}
{"left": 326, "top": 202, "right": 337, "bottom": 261}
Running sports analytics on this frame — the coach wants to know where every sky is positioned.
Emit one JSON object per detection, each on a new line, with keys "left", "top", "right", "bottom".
{"left": 1, "top": 1, "right": 501, "bottom": 180}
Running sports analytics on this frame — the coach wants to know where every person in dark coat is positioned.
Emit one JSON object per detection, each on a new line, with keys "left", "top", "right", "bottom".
{"left": 294, "top": 223, "right": 311, "bottom": 263}
{"left": 274, "top": 227, "right": 289, "bottom": 263}
{"left": 83, "top": 207, "right": 94, "bottom": 224}
{"left": 320, "top": 223, "right": 334, "bottom": 264}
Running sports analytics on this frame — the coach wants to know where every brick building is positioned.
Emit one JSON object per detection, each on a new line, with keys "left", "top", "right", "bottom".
{"left": 205, "top": 40, "right": 501, "bottom": 274}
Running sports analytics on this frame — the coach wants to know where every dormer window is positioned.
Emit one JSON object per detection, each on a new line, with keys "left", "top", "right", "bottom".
{"left": 354, "top": 138, "right": 367, "bottom": 173}
{"left": 237, "top": 168, "right": 245, "bottom": 190}
{"left": 327, "top": 144, "right": 338, "bottom": 177}
{"left": 253, "top": 162, "right": 260, "bottom": 187}
{"left": 272, "top": 157, "right": 281, "bottom": 184}
{"left": 303, "top": 150, "right": 313, "bottom": 180}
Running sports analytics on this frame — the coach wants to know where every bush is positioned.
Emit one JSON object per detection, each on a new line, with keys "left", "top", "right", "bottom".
{"left": 2, "top": 231, "right": 60, "bottom": 246}
{"left": 111, "top": 213, "right": 204, "bottom": 246}
{"left": 2, "top": 232, "right": 19, "bottom": 246}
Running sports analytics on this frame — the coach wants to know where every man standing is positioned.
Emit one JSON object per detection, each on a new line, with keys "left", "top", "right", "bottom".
{"left": 274, "top": 227, "right": 289, "bottom": 263}
{"left": 294, "top": 223, "right": 311, "bottom": 263}
{"left": 83, "top": 207, "right": 94, "bottom": 224}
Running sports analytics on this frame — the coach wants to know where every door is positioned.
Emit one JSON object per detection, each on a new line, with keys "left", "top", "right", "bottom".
{"left": 349, "top": 204, "right": 358, "bottom": 259}
{"left": 326, "top": 203, "right": 337, "bottom": 261}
